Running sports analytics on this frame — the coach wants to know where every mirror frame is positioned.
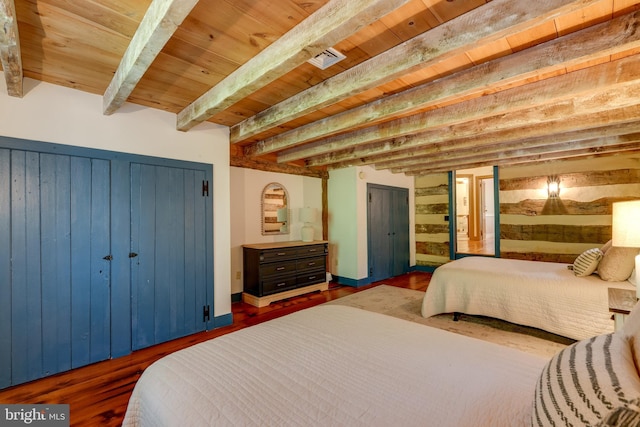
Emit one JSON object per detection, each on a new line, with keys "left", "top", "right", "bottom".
{"left": 261, "top": 182, "right": 290, "bottom": 235}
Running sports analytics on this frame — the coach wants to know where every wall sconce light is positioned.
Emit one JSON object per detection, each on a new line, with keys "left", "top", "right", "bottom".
{"left": 612, "top": 200, "right": 640, "bottom": 298}
{"left": 547, "top": 175, "right": 560, "bottom": 198}
{"left": 299, "top": 207, "right": 317, "bottom": 242}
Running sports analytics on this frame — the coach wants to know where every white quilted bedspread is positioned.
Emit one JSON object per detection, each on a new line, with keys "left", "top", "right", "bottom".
{"left": 123, "top": 305, "right": 547, "bottom": 427}
{"left": 421, "top": 257, "right": 635, "bottom": 341}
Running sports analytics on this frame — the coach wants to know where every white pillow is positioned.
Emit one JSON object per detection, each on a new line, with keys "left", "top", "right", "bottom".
{"left": 572, "top": 248, "right": 603, "bottom": 276}
{"left": 598, "top": 247, "right": 640, "bottom": 282}
{"left": 630, "top": 268, "right": 638, "bottom": 287}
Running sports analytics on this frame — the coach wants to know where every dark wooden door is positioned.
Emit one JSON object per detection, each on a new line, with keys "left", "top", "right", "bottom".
{"left": 130, "top": 163, "right": 210, "bottom": 350}
{"left": 367, "top": 184, "right": 409, "bottom": 282}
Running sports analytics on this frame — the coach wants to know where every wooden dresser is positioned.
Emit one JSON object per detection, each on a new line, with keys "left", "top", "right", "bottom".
{"left": 242, "top": 240, "right": 328, "bottom": 307}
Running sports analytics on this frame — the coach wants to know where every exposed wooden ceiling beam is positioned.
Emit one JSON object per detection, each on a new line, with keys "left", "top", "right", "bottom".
{"left": 318, "top": 104, "right": 640, "bottom": 170}
{"left": 405, "top": 144, "right": 640, "bottom": 176}
{"left": 230, "top": 155, "right": 327, "bottom": 179}
{"left": 0, "top": 0, "right": 22, "bottom": 97}
{"left": 240, "top": 0, "right": 602, "bottom": 152}
{"left": 103, "top": 0, "right": 199, "bottom": 115}
{"left": 292, "top": 54, "right": 640, "bottom": 166}
{"left": 176, "top": 0, "right": 413, "bottom": 132}
{"left": 272, "top": 10, "right": 640, "bottom": 163}
{"left": 384, "top": 133, "right": 640, "bottom": 174}
{"left": 356, "top": 121, "right": 640, "bottom": 171}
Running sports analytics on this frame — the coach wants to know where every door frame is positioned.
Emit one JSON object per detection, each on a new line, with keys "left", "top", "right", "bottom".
{"left": 450, "top": 166, "right": 500, "bottom": 259}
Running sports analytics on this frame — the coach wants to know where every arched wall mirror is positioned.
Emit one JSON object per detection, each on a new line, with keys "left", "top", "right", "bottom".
{"left": 261, "top": 182, "right": 290, "bottom": 235}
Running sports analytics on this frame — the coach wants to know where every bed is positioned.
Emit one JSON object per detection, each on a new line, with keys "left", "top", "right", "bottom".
{"left": 421, "top": 256, "right": 635, "bottom": 341}
{"left": 122, "top": 303, "right": 640, "bottom": 427}
{"left": 122, "top": 305, "right": 548, "bottom": 427}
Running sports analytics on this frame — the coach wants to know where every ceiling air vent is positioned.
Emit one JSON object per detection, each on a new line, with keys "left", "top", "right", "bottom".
{"left": 307, "top": 48, "right": 346, "bottom": 70}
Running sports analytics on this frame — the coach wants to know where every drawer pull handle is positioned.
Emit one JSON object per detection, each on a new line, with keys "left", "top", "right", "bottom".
{"left": 276, "top": 252, "right": 286, "bottom": 256}
{"left": 309, "top": 249, "right": 317, "bottom": 252}
{"left": 276, "top": 266, "right": 285, "bottom": 271}
{"left": 308, "top": 262, "right": 315, "bottom": 266}
{"left": 308, "top": 276, "right": 317, "bottom": 280}
{"left": 276, "top": 282, "right": 286, "bottom": 287}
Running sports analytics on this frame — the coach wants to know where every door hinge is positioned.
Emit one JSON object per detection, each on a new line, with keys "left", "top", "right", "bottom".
{"left": 202, "top": 180, "right": 209, "bottom": 197}
{"left": 203, "top": 305, "right": 210, "bottom": 322}
{"left": 368, "top": 192, "right": 372, "bottom": 202}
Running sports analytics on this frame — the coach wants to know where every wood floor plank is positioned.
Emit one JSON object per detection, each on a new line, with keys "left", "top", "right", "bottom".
{"left": 0, "top": 272, "right": 432, "bottom": 426}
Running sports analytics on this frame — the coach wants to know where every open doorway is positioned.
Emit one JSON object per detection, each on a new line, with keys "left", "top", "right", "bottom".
{"left": 477, "top": 175, "right": 495, "bottom": 246}
{"left": 454, "top": 167, "right": 495, "bottom": 256}
{"left": 455, "top": 174, "right": 472, "bottom": 244}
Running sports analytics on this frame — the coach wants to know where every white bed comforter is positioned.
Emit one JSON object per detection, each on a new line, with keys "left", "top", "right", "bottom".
{"left": 123, "top": 305, "right": 547, "bottom": 427}
{"left": 421, "top": 257, "right": 635, "bottom": 341}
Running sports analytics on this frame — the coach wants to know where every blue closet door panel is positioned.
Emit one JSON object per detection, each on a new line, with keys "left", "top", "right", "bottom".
{"left": 131, "top": 164, "right": 208, "bottom": 350}
{"left": 70, "top": 157, "right": 92, "bottom": 368}
{"left": 10, "top": 151, "right": 43, "bottom": 384}
{"left": 392, "top": 188, "right": 410, "bottom": 277}
{"left": 183, "top": 170, "right": 197, "bottom": 333}
{"left": 368, "top": 185, "right": 393, "bottom": 282}
{"left": 193, "top": 169, "right": 209, "bottom": 331}
{"left": 110, "top": 160, "right": 132, "bottom": 358}
{"left": 153, "top": 166, "right": 186, "bottom": 344}
{"left": 131, "top": 163, "right": 157, "bottom": 350}
{"left": 0, "top": 149, "right": 11, "bottom": 388}
{"left": 183, "top": 169, "right": 207, "bottom": 335}
{"left": 40, "top": 153, "right": 73, "bottom": 376}
{"left": 89, "top": 159, "right": 111, "bottom": 362}
{"left": 1, "top": 148, "right": 113, "bottom": 387}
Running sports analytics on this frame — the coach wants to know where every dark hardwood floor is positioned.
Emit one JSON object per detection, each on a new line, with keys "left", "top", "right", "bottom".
{"left": 0, "top": 271, "right": 432, "bottom": 426}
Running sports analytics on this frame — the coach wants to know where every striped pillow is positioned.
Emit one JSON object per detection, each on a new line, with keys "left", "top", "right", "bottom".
{"left": 572, "top": 248, "right": 603, "bottom": 277}
{"left": 595, "top": 399, "right": 640, "bottom": 426}
{"left": 532, "top": 333, "right": 640, "bottom": 426}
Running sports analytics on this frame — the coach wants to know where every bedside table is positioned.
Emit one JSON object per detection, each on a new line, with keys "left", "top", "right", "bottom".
{"left": 608, "top": 287, "right": 637, "bottom": 332}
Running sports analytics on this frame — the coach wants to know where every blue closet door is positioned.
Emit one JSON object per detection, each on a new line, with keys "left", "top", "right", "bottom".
{"left": 0, "top": 149, "right": 111, "bottom": 388}
{"left": 130, "top": 163, "right": 209, "bottom": 350}
{"left": 367, "top": 184, "right": 410, "bottom": 282}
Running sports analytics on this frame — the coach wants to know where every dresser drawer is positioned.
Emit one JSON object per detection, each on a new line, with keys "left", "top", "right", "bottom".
{"left": 296, "top": 256, "right": 326, "bottom": 272}
{"left": 296, "top": 244, "right": 326, "bottom": 257}
{"left": 260, "top": 248, "right": 298, "bottom": 261}
{"left": 260, "top": 260, "right": 297, "bottom": 277}
{"left": 262, "top": 276, "right": 298, "bottom": 296}
{"left": 297, "top": 268, "right": 326, "bottom": 287}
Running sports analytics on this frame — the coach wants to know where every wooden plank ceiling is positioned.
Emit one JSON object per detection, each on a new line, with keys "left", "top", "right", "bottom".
{"left": 2, "top": 0, "right": 640, "bottom": 178}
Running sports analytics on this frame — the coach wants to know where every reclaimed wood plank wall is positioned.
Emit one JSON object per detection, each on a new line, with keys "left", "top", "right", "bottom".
{"left": 499, "top": 154, "right": 640, "bottom": 263}
{"left": 415, "top": 173, "right": 450, "bottom": 268}
{"left": 414, "top": 153, "right": 640, "bottom": 267}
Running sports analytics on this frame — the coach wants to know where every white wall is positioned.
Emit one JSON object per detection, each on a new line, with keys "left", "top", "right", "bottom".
{"left": 328, "top": 165, "right": 415, "bottom": 282}
{"left": 229, "top": 167, "right": 323, "bottom": 294}
{"left": 327, "top": 167, "right": 359, "bottom": 280}
{"left": 0, "top": 76, "right": 232, "bottom": 318}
